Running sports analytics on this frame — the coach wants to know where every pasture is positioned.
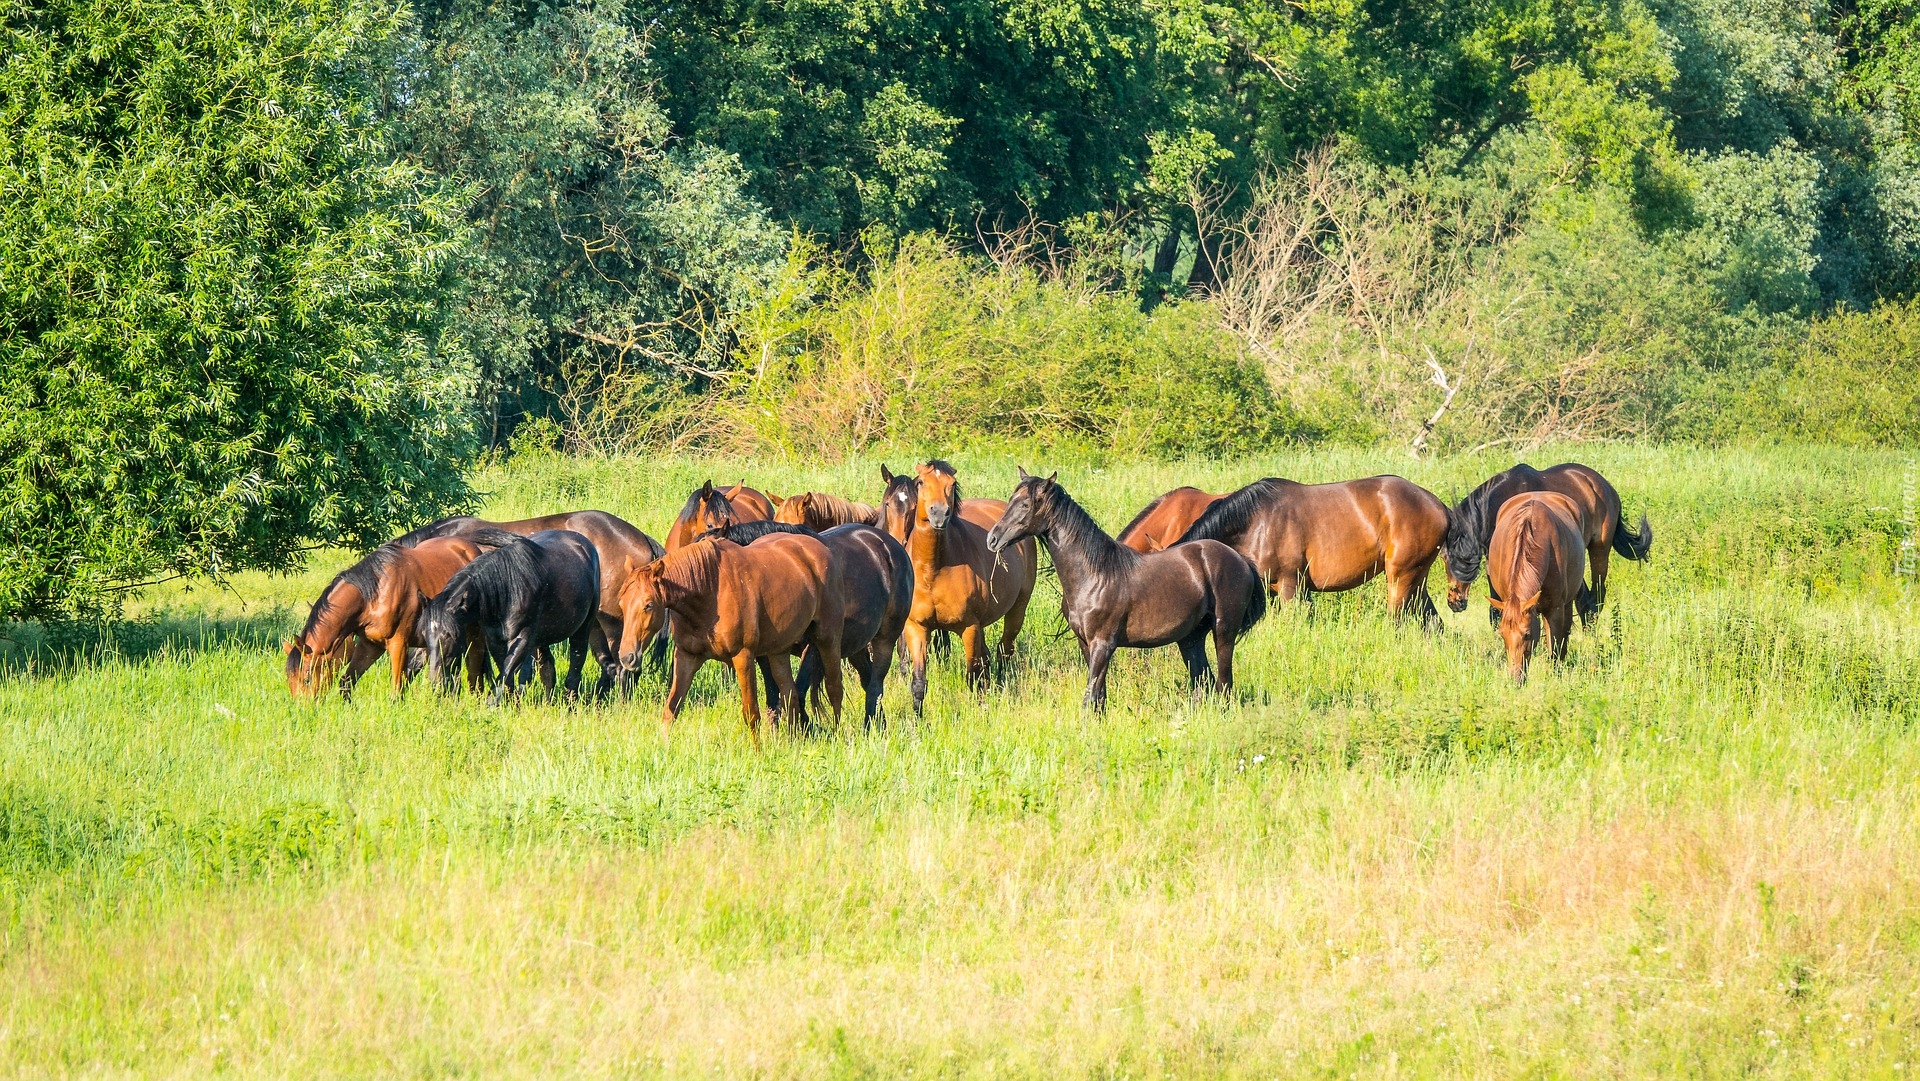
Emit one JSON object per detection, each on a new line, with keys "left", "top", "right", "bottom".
{"left": 1, "top": 445, "right": 1917, "bottom": 1077}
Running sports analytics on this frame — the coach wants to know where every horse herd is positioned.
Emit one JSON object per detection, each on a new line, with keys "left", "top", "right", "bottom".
{"left": 284, "top": 460, "right": 1653, "bottom": 743}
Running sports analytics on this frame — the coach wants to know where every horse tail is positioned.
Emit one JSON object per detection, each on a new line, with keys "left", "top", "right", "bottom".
{"left": 1234, "top": 561, "right": 1269, "bottom": 639}
{"left": 1612, "top": 513, "right": 1653, "bottom": 561}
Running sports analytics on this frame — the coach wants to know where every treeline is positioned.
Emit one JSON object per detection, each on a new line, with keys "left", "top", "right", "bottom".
{"left": 1, "top": 0, "right": 1917, "bottom": 616}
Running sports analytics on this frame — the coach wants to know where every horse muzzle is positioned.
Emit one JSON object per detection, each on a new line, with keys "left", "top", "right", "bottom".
{"left": 926, "top": 504, "right": 952, "bottom": 530}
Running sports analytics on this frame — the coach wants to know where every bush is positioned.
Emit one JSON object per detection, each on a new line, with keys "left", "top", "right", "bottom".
{"left": 0, "top": 0, "right": 477, "bottom": 618}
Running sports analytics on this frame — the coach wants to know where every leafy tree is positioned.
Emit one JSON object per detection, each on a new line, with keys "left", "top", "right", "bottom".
{"left": 0, "top": 0, "right": 475, "bottom": 618}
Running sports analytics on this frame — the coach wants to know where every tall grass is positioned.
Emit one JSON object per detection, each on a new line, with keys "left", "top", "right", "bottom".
{"left": 1, "top": 445, "right": 1917, "bottom": 1075}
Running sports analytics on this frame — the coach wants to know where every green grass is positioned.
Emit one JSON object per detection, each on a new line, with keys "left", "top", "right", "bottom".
{"left": 1, "top": 445, "right": 1917, "bottom": 1077}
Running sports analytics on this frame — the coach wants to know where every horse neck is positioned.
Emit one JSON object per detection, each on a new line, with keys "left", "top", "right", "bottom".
{"left": 660, "top": 543, "right": 722, "bottom": 623}
{"left": 907, "top": 513, "right": 948, "bottom": 570}
{"left": 1033, "top": 493, "right": 1128, "bottom": 600}
{"left": 303, "top": 581, "right": 367, "bottom": 653}
{"left": 1496, "top": 516, "right": 1549, "bottom": 598}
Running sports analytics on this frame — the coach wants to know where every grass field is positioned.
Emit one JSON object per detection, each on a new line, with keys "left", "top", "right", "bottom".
{"left": 1, "top": 445, "right": 1917, "bottom": 1077}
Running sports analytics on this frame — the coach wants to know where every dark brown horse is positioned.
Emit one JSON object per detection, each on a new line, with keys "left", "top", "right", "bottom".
{"left": 418, "top": 530, "right": 612, "bottom": 705}
{"left": 664, "top": 481, "right": 776, "bottom": 552}
{"left": 1116, "top": 486, "right": 1225, "bottom": 553}
{"left": 1174, "top": 475, "right": 1448, "bottom": 625}
{"left": 1486, "top": 492, "right": 1587, "bottom": 685}
{"left": 1443, "top": 462, "right": 1652, "bottom": 624}
{"left": 615, "top": 535, "right": 845, "bottom": 746}
{"left": 396, "top": 509, "right": 666, "bottom": 694}
{"left": 286, "top": 537, "right": 491, "bottom": 699}
{"left": 773, "top": 491, "right": 881, "bottom": 530}
{"left": 881, "top": 463, "right": 1037, "bottom": 713}
{"left": 987, "top": 471, "right": 1265, "bottom": 709}
{"left": 699, "top": 519, "right": 914, "bottom": 727}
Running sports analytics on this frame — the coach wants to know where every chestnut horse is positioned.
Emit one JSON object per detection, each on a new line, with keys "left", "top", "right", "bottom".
{"left": 1174, "top": 475, "right": 1448, "bottom": 626}
{"left": 773, "top": 491, "right": 881, "bottom": 530}
{"left": 285, "top": 537, "right": 490, "bottom": 699}
{"left": 396, "top": 509, "right": 666, "bottom": 693}
{"left": 1486, "top": 492, "right": 1587, "bottom": 685}
{"left": 1115, "top": 487, "right": 1225, "bottom": 553}
{"left": 664, "top": 481, "right": 776, "bottom": 551}
{"left": 1443, "top": 462, "right": 1652, "bottom": 624}
{"left": 881, "top": 463, "right": 1037, "bottom": 713}
{"left": 699, "top": 519, "right": 914, "bottom": 727}
{"left": 418, "top": 530, "right": 611, "bottom": 705}
{"left": 987, "top": 471, "right": 1265, "bottom": 709}
{"left": 615, "top": 536, "right": 845, "bottom": 746}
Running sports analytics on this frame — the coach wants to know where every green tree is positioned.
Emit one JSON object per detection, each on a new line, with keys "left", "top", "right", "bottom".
{"left": 0, "top": 0, "right": 475, "bottom": 618}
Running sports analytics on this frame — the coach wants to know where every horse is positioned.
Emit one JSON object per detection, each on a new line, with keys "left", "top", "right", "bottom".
{"left": 881, "top": 462, "right": 1038, "bottom": 713}
{"left": 664, "top": 481, "right": 776, "bottom": 552}
{"left": 699, "top": 519, "right": 913, "bottom": 727}
{"left": 614, "top": 535, "right": 845, "bottom": 747}
{"left": 986, "top": 470, "right": 1265, "bottom": 709}
{"left": 1442, "top": 462, "right": 1652, "bottom": 624}
{"left": 1485, "top": 492, "right": 1588, "bottom": 685}
{"left": 418, "top": 530, "right": 611, "bottom": 706}
{"left": 773, "top": 491, "right": 881, "bottom": 530}
{"left": 285, "top": 537, "right": 490, "bottom": 699}
{"left": 395, "top": 509, "right": 667, "bottom": 694}
{"left": 1173, "top": 475, "right": 1448, "bottom": 626}
{"left": 1115, "top": 486, "right": 1225, "bottom": 553}
{"left": 881, "top": 461, "right": 1006, "bottom": 531}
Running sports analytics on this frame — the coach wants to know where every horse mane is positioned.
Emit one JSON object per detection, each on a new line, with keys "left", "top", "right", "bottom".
{"left": 805, "top": 492, "right": 879, "bottom": 526}
{"left": 700, "top": 520, "right": 814, "bottom": 545}
{"left": 439, "top": 535, "right": 546, "bottom": 618}
{"left": 1034, "top": 480, "right": 1134, "bottom": 577}
{"left": 657, "top": 538, "right": 726, "bottom": 595}
{"left": 676, "top": 484, "right": 733, "bottom": 525}
{"left": 921, "top": 460, "right": 963, "bottom": 502}
{"left": 1446, "top": 464, "right": 1542, "bottom": 580}
{"left": 1174, "top": 478, "right": 1287, "bottom": 544}
{"left": 1115, "top": 490, "right": 1175, "bottom": 546}
{"left": 297, "top": 544, "right": 406, "bottom": 642}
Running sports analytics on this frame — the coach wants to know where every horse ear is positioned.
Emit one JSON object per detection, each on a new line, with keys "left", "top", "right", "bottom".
{"left": 699, "top": 479, "right": 714, "bottom": 497}
{"left": 1486, "top": 597, "right": 1505, "bottom": 614}
{"left": 1045, "top": 470, "right": 1057, "bottom": 484}
{"left": 766, "top": 492, "right": 784, "bottom": 507}
{"left": 880, "top": 465, "right": 894, "bottom": 483}
{"left": 1017, "top": 465, "right": 1030, "bottom": 479}
{"left": 1518, "top": 591, "right": 1542, "bottom": 612}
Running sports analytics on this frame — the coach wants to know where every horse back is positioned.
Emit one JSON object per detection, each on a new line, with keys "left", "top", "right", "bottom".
{"left": 717, "top": 534, "right": 837, "bottom": 654}
{"left": 1539, "top": 463, "right": 1622, "bottom": 548}
{"left": 1488, "top": 493, "right": 1585, "bottom": 605}
{"left": 1118, "top": 487, "right": 1222, "bottom": 552}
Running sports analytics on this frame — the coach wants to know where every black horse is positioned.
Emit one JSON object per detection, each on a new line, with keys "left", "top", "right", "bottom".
{"left": 985, "top": 470, "right": 1267, "bottom": 710}
{"left": 699, "top": 519, "right": 914, "bottom": 727}
{"left": 418, "top": 529, "right": 612, "bottom": 705}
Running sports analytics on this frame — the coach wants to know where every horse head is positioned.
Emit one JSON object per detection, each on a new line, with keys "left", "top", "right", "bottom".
{"left": 1489, "top": 590, "right": 1542, "bottom": 685}
{"left": 914, "top": 462, "right": 961, "bottom": 531}
{"left": 986, "top": 467, "right": 1057, "bottom": 552}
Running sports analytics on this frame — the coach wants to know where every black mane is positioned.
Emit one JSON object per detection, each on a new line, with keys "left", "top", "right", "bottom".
{"left": 1030, "top": 479, "right": 1135, "bottom": 579}
{"left": 436, "top": 536, "right": 547, "bottom": 621}
{"left": 297, "top": 543, "right": 406, "bottom": 642}
{"left": 1174, "top": 478, "right": 1287, "bottom": 544}
{"left": 699, "top": 520, "right": 814, "bottom": 545}
{"left": 1444, "top": 464, "right": 1542, "bottom": 581}
{"left": 676, "top": 483, "right": 735, "bottom": 525}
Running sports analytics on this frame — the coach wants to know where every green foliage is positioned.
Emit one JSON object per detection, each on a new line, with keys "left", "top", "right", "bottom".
{"left": 0, "top": 0, "right": 477, "bottom": 618}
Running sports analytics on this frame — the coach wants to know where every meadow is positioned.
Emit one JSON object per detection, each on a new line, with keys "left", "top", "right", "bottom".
{"left": 0, "top": 445, "right": 1917, "bottom": 1077}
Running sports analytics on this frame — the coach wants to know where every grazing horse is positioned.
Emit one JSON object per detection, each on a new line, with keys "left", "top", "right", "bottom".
{"left": 1174, "top": 475, "right": 1448, "bottom": 626}
{"left": 1443, "top": 462, "right": 1652, "bottom": 624}
{"left": 773, "top": 491, "right": 881, "bottom": 530}
{"left": 665, "top": 481, "right": 776, "bottom": 551}
{"left": 699, "top": 519, "right": 914, "bottom": 727}
{"left": 394, "top": 509, "right": 666, "bottom": 693}
{"left": 615, "top": 536, "right": 845, "bottom": 746}
{"left": 881, "top": 463, "right": 1038, "bottom": 713}
{"left": 1115, "top": 487, "right": 1225, "bottom": 553}
{"left": 418, "top": 530, "right": 610, "bottom": 705}
{"left": 1485, "top": 492, "right": 1588, "bottom": 685}
{"left": 285, "top": 537, "right": 489, "bottom": 699}
{"left": 986, "top": 471, "right": 1265, "bottom": 709}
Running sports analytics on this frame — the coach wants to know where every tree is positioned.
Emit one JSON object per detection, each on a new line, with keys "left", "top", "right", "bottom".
{"left": 0, "top": 0, "right": 476, "bottom": 618}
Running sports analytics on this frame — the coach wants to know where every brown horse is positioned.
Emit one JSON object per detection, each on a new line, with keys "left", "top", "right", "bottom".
{"left": 285, "top": 537, "right": 489, "bottom": 699}
{"left": 664, "top": 481, "right": 776, "bottom": 552}
{"left": 1116, "top": 486, "right": 1225, "bottom": 553}
{"left": 881, "top": 461, "right": 1005, "bottom": 531}
{"left": 773, "top": 491, "right": 881, "bottom": 530}
{"left": 881, "top": 463, "right": 1038, "bottom": 713}
{"left": 396, "top": 509, "right": 666, "bottom": 694}
{"left": 1174, "top": 475, "right": 1448, "bottom": 625}
{"left": 987, "top": 471, "right": 1265, "bottom": 709}
{"left": 1486, "top": 492, "right": 1587, "bottom": 684}
{"left": 615, "top": 536, "right": 845, "bottom": 746}
{"left": 1443, "top": 463, "right": 1652, "bottom": 624}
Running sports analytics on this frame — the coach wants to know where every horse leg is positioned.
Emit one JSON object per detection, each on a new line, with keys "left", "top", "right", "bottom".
{"left": 1177, "top": 633, "right": 1213, "bottom": 698}
{"left": 995, "top": 589, "right": 1033, "bottom": 680}
{"left": 1387, "top": 565, "right": 1441, "bottom": 632}
{"left": 563, "top": 625, "right": 592, "bottom": 701}
{"left": 1213, "top": 619, "right": 1237, "bottom": 696}
{"left": 817, "top": 638, "right": 845, "bottom": 727}
{"left": 765, "top": 653, "right": 802, "bottom": 734}
{"left": 463, "top": 637, "right": 490, "bottom": 695}
{"left": 1579, "top": 544, "right": 1611, "bottom": 626}
{"left": 1084, "top": 639, "right": 1116, "bottom": 711}
{"left": 1549, "top": 606, "right": 1574, "bottom": 665}
{"left": 387, "top": 634, "right": 410, "bottom": 697}
{"left": 338, "top": 636, "right": 383, "bottom": 702}
{"left": 846, "top": 649, "right": 880, "bottom": 728}
{"left": 902, "top": 621, "right": 931, "bottom": 716}
{"left": 961, "top": 624, "right": 990, "bottom": 692}
{"left": 536, "top": 646, "right": 557, "bottom": 697}
{"left": 492, "top": 635, "right": 537, "bottom": 707}
{"left": 730, "top": 651, "right": 764, "bottom": 749}
{"left": 756, "top": 657, "right": 783, "bottom": 724}
{"left": 588, "top": 620, "right": 619, "bottom": 700}
{"left": 662, "top": 649, "right": 696, "bottom": 730}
